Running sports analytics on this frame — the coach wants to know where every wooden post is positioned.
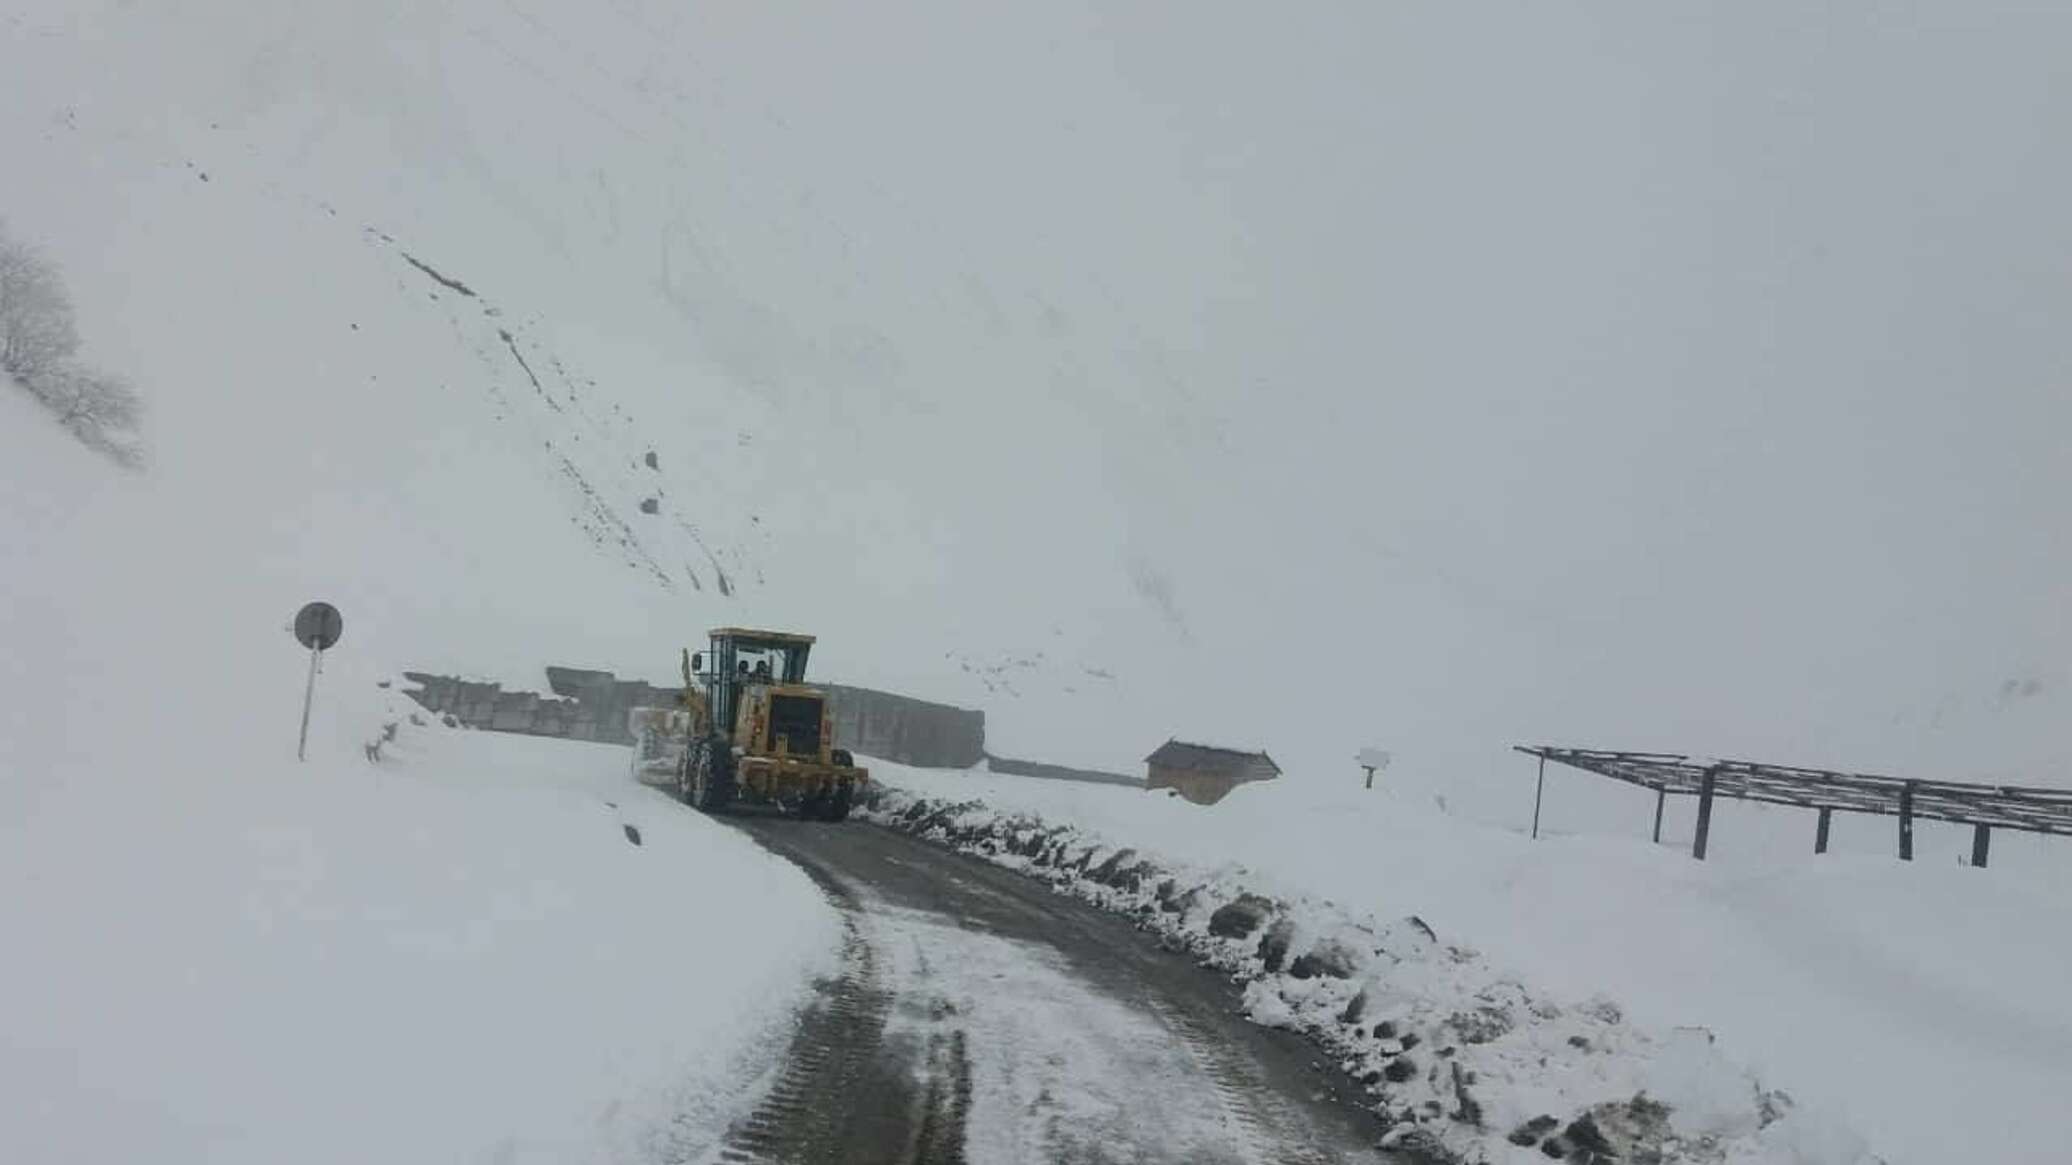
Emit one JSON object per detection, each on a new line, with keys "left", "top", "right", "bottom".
{"left": 1815, "top": 807, "right": 1832, "bottom": 854}
{"left": 1364, "top": 765, "right": 1376, "bottom": 790}
{"left": 1971, "top": 823, "right": 1991, "bottom": 869}
{"left": 1692, "top": 766, "right": 1718, "bottom": 860}
{"left": 1899, "top": 781, "right": 1916, "bottom": 861}
{"left": 1531, "top": 755, "right": 1546, "bottom": 840}
{"left": 1651, "top": 787, "right": 1666, "bottom": 844}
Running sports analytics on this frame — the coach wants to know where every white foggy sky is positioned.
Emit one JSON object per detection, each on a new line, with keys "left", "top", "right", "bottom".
{"left": 699, "top": 0, "right": 2072, "bottom": 768}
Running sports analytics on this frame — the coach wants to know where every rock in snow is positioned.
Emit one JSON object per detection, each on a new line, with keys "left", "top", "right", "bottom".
{"left": 1207, "top": 893, "right": 1277, "bottom": 939}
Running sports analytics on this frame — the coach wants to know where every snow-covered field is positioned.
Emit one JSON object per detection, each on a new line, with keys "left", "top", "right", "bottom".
{"left": 0, "top": 392, "right": 839, "bottom": 1163}
{"left": 865, "top": 762, "right": 2072, "bottom": 1165}
{"left": 0, "top": 728, "right": 837, "bottom": 1164}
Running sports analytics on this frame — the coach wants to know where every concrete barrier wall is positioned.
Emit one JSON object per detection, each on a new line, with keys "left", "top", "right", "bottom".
{"left": 402, "top": 672, "right": 613, "bottom": 742}
{"left": 821, "top": 683, "right": 985, "bottom": 769}
{"left": 403, "top": 668, "right": 986, "bottom": 768}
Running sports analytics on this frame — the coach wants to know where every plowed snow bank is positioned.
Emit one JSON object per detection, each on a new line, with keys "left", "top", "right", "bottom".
{"left": 863, "top": 761, "right": 2066, "bottom": 1164}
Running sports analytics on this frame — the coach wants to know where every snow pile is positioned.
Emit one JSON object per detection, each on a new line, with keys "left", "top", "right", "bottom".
{"left": 0, "top": 371, "right": 841, "bottom": 1163}
{"left": 860, "top": 778, "right": 1876, "bottom": 1164}
{"left": 2, "top": 724, "right": 840, "bottom": 1164}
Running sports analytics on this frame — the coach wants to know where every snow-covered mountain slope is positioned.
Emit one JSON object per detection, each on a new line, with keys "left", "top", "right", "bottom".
{"left": 7, "top": 0, "right": 2072, "bottom": 933}
{"left": 8, "top": 0, "right": 2069, "bottom": 793}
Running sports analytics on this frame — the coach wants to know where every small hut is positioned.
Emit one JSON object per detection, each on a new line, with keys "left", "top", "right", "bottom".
{"left": 1145, "top": 739, "right": 1282, "bottom": 805}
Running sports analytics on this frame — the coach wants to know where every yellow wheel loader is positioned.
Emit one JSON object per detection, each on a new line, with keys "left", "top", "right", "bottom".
{"left": 676, "top": 628, "right": 869, "bottom": 820}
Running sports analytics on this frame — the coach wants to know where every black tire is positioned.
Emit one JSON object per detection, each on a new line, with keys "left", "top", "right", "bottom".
{"left": 822, "top": 784, "right": 854, "bottom": 822}
{"left": 684, "top": 736, "right": 735, "bottom": 814}
{"left": 831, "top": 748, "right": 855, "bottom": 768}
{"left": 711, "top": 741, "right": 738, "bottom": 807}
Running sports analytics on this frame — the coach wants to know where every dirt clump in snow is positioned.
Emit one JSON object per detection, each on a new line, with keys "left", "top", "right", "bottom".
{"left": 1207, "top": 893, "right": 1276, "bottom": 938}
{"left": 1377, "top": 1124, "right": 1469, "bottom": 1164}
{"left": 1447, "top": 1004, "right": 1515, "bottom": 1045}
{"left": 1256, "top": 916, "right": 1297, "bottom": 972}
{"left": 1509, "top": 1113, "right": 1561, "bottom": 1146}
{"left": 1289, "top": 937, "right": 1361, "bottom": 980}
{"left": 1090, "top": 847, "right": 1154, "bottom": 891}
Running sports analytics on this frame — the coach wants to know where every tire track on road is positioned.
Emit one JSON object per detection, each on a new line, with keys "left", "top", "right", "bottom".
{"left": 709, "top": 820, "right": 971, "bottom": 1165}
{"left": 1150, "top": 1001, "right": 1338, "bottom": 1165}
{"left": 715, "top": 814, "right": 1376, "bottom": 1164}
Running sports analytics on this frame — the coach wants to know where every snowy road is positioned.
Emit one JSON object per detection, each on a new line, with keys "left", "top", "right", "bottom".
{"left": 707, "top": 814, "right": 1382, "bottom": 1165}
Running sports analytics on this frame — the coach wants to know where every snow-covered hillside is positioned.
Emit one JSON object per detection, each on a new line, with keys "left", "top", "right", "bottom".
{"left": 7, "top": 0, "right": 2067, "bottom": 788}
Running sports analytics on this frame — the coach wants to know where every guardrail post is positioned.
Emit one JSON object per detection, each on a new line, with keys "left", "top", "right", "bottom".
{"left": 1815, "top": 807, "right": 1831, "bottom": 854}
{"left": 1692, "top": 766, "right": 1718, "bottom": 860}
{"left": 1899, "top": 781, "right": 1916, "bottom": 861}
{"left": 1971, "top": 823, "right": 1990, "bottom": 869}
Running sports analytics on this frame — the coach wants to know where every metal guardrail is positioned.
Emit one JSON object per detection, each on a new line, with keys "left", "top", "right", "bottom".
{"left": 1516, "top": 745, "right": 2072, "bottom": 866}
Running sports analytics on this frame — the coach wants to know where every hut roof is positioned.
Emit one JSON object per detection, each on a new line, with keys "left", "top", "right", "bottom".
{"left": 1145, "top": 739, "right": 1281, "bottom": 782}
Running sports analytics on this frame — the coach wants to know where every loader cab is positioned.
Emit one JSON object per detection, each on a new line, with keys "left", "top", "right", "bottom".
{"left": 689, "top": 628, "right": 816, "bottom": 746}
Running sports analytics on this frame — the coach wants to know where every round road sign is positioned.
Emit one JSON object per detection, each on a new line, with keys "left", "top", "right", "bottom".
{"left": 294, "top": 601, "right": 344, "bottom": 651}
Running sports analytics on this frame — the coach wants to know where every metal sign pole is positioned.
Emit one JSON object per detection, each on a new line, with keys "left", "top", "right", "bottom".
{"left": 1357, "top": 748, "right": 1390, "bottom": 793}
{"left": 289, "top": 600, "right": 344, "bottom": 762}
{"left": 1531, "top": 754, "right": 1546, "bottom": 839}
{"left": 297, "top": 644, "right": 321, "bottom": 761}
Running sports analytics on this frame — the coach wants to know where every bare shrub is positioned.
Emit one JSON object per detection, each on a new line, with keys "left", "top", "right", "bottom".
{"left": 29, "top": 365, "right": 147, "bottom": 468}
{"left": 1, "top": 219, "right": 146, "bottom": 468}
{"left": 0, "top": 225, "right": 80, "bottom": 382}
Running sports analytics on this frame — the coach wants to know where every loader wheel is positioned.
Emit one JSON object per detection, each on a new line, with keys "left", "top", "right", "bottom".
{"left": 831, "top": 748, "right": 855, "bottom": 768}
{"left": 822, "top": 784, "right": 854, "bottom": 822}
{"left": 684, "top": 737, "right": 733, "bottom": 813}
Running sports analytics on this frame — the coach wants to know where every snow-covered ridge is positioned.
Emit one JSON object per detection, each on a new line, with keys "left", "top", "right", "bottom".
{"left": 858, "top": 781, "right": 1877, "bottom": 1164}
